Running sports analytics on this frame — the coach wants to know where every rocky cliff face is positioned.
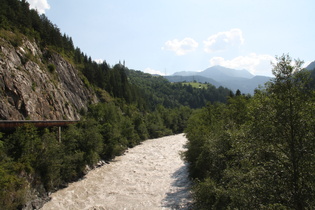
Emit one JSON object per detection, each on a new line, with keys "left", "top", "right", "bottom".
{"left": 0, "top": 35, "right": 98, "bottom": 120}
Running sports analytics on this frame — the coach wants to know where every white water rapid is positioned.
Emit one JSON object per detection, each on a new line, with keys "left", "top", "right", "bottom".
{"left": 41, "top": 134, "right": 192, "bottom": 210}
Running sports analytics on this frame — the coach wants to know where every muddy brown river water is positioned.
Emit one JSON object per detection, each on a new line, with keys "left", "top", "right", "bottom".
{"left": 41, "top": 134, "right": 192, "bottom": 210}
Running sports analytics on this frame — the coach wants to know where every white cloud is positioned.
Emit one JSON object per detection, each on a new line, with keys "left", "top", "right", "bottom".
{"left": 94, "top": 59, "right": 104, "bottom": 64}
{"left": 210, "top": 53, "right": 276, "bottom": 76}
{"left": 27, "top": 0, "right": 50, "bottom": 14}
{"left": 162, "top": 38, "right": 199, "bottom": 55}
{"left": 144, "top": 68, "right": 165, "bottom": 76}
{"left": 204, "top": 28, "right": 244, "bottom": 53}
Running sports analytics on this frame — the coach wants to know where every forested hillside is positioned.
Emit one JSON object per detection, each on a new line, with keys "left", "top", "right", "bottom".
{"left": 126, "top": 69, "right": 232, "bottom": 109}
{"left": 0, "top": 0, "right": 233, "bottom": 209}
{"left": 184, "top": 55, "right": 315, "bottom": 209}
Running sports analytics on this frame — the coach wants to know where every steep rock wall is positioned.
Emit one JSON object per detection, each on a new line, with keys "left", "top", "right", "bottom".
{"left": 0, "top": 36, "right": 98, "bottom": 120}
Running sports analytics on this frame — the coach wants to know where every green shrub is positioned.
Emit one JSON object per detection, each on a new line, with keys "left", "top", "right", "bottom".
{"left": 47, "top": 63, "right": 56, "bottom": 73}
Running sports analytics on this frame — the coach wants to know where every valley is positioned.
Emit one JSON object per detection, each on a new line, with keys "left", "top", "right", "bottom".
{"left": 0, "top": 1, "right": 314, "bottom": 209}
{"left": 42, "top": 134, "right": 192, "bottom": 210}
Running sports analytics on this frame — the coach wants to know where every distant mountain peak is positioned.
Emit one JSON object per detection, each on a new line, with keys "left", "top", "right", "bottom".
{"left": 172, "top": 65, "right": 254, "bottom": 80}
{"left": 172, "top": 71, "right": 196, "bottom": 76}
{"left": 200, "top": 65, "right": 254, "bottom": 81}
{"left": 306, "top": 61, "right": 315, "bottom": 71}
{"left": 167, "top": 65, "right": 271, "bottom": 94}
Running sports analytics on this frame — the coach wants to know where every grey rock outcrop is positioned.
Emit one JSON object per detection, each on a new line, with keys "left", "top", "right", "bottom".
{"left": 0, "top": 36, "right": 98, "bottom": 120}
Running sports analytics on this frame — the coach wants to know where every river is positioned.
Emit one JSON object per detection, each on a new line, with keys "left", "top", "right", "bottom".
{"left": 41, "top": 134, "right": 192, "bottom": 210}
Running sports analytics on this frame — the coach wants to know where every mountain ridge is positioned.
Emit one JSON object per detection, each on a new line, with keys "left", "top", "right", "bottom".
{"left": 197, "top": 65, "right": 254, "bottom": 81}
{"left": 306, "top": 61, "right": 315, "bottom": 71}
{"left": 166, "top": 66, "right": 272, "bottom": 94}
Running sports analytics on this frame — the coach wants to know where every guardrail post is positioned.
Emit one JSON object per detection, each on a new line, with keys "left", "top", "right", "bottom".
{"left": 58, "top": 126, "right": 61, "bottom": 143}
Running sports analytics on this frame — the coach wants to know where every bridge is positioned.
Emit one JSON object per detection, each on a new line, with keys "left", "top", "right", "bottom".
{"left": 0, "top": 120, "right": 79, "bottom": 142}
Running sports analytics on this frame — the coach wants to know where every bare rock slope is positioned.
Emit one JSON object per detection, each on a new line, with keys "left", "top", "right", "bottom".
{"left": 0, "top": 36, "right": 97, "bottom": 120}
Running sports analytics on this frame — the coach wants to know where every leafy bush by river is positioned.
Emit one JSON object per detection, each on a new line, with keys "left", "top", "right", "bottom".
{"left": 184, "top": 55, "right": 315, "bottom": 209}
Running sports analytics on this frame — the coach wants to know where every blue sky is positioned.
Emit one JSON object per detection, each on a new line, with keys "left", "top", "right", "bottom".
{"left": 27, "top": 0, "right": 314, "bottom": 77}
